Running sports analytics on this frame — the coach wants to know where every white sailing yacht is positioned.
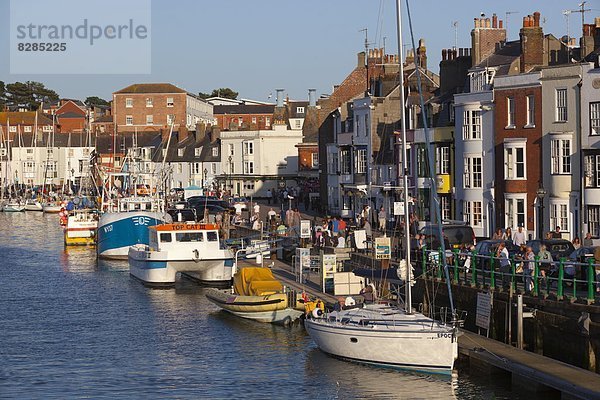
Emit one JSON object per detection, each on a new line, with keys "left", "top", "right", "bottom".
{"left": 304, "top": 0, "right": 458, "bottom": 375}
{"left": 2, "top": 120, "right": 25, "bottom": 212}
{"left": 25, "top": 112, "right": 43, "bottom": 211}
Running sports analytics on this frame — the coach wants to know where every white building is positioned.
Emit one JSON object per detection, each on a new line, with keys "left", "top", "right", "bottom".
{"left": 219, "top": 124, "right": 302, "bottom": 197}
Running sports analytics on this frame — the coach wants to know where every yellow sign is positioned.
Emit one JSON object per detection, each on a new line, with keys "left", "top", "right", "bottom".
{"left": 436, "top": 174, "right": 451, "bottom": 194}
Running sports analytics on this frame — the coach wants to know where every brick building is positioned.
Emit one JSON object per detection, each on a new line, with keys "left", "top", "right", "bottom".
{"left": 55, "top": 100, "right": 87, "bottom": 133}
{"left": 494, "top": 73, "right": 542, "bottom": 235}
{"left": 112, "top": 83, "right": 214, "bottom": 134}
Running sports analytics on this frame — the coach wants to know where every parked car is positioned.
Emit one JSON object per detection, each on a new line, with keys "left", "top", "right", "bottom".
{"left": 419, "top": 223, "right": 476, "bottom": 250}
{"left": 187, "top": 196, "right": 234, "bottom": 212}
{"left": 473, "top": 239, "right": 521, "bottom": 271}
{"left": 562, "top": 246, "right": 597, "bottom": 281}
{"left": 526, "top": 239, "right": 575, "bottom": 260}
{"left": 167, "top": 207, "right": 198, "bottom": 223}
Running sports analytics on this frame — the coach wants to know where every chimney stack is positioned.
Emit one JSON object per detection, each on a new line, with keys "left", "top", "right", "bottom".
{"left": 471, "top": 12, "right": 507, "bottom": 65}
{"left": 357, "top": 51, "right": 366, "bottom": 68}
{"left": 520, "top": 12, "right": 544, "bottom": 72}
{"left": 275, "top": 89, "right": 284, "bottom": 108}
{"left": 308, "top": 89, "right": 316, "bottom": 107}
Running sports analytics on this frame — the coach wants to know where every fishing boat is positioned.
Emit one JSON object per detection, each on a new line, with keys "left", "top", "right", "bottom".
{"left": 128, "top": 222, "right": 234, "bottom": 287}
{"left": 97, "top": 196, "right": 168, "bottom": 259}
{"left": 305, "top": 0, "right": 459, "bottom": 375}
{"left": 64, "top": 209, "right": 98, "bottom": 246}
{"left": 206, "top": 267, "right": 304, "bottom": 325}
{"left": 25, "top": 199, "right": 43, "bottom": 211}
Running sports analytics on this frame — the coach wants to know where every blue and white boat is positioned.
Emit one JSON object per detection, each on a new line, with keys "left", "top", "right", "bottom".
{"left": 97, "top": 197, "right": 169, "bottom": 260}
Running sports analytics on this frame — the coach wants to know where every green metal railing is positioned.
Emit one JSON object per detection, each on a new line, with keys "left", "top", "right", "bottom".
{"left": 419, "top": 248, "right": 599, "bottom": 304}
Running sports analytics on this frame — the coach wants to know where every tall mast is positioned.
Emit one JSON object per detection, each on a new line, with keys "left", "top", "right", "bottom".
{"left": 395, "top": 0, "right": 412, "bottom": 314}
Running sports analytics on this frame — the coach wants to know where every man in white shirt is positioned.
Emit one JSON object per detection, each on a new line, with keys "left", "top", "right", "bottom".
{"left": 267, "top": 208, "right": 277, "bottom": 221}
{"left": 253, "top": 203, "right": 260, "bottom": 215}
{"left": 513, "top": 226, "right": 526, "bottom": 246}
{"left": 233, "top": 202, "right": 244, "bottom": 215}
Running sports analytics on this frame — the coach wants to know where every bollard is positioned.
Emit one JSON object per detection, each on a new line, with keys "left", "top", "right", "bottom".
{"left": 587, "top": 258, "right": 595, "bottom": 304}
{"left": 453, "top": 249, "right": 459, "bottom": 283}
{"left": 471, "top": 250, "right": 478, "bottom": 287}
{"left": 533, "top": 256, "right": 539, "bottom": 296}
{"left": 557, "top": 257, "right": 565, "bottom": 300}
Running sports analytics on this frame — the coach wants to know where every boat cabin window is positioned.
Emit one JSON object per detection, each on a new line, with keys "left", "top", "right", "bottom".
{"left": 176, "top": 232, "right": 204, "bottom": 242}
{"left": 160, "top": 233, "right": 172, "bottom": 242}
{"left": 206, "top": 231, "right": 218, "bottom": 242}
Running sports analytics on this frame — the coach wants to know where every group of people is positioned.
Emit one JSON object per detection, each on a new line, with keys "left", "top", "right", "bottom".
{"left": 313, "top": 216, "right": 348, "bottom": 249}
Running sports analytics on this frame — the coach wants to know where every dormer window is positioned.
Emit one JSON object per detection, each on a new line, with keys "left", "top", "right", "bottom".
{"left": 296, "top": 106, "right": 305, "bottom": 114}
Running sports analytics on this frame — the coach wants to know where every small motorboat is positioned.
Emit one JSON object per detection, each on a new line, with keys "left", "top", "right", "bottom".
{"left": 206, "top": 267, "right": 304, "bottom": 325}
{"left": 243, "top": 239, "right": 271, "bottom": 259}
{"left": 3, "top": 201, "right": 25, "bottom": 212}
{"left": 43, "top": 203, "right": 63, "bottom": 213}
{"left": 25, "top": 199, "right": 43, "bottom": 212}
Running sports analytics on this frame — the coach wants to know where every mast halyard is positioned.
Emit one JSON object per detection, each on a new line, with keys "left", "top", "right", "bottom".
{"left": 395, "top": 0, "right": 412, "bottom": 315}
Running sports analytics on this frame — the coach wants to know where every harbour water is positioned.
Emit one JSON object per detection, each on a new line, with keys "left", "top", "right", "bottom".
{"left": 1, "top": 213, "right": 524, "bottom": 399}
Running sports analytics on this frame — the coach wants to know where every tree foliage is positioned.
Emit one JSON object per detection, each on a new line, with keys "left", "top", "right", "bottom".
{"left": 85, "top": 96, "right": 109, "bottom": 107}
{"left": 198, "top": 88, "right": 238, "bottom": 100}
{"left": 4, "top": 81, "right": 59, "bottom": 110}
{"left": 0, "top": 81, "right": 5, "bottom": 109}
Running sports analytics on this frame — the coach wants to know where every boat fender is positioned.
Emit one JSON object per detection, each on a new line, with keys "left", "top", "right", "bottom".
{"left": 344, "top": 297, "right": 356, "bottom": 307}
{"left": 311, "top": 308, "right": 324, "bottom": 319}
{"left": 193, "top": 249, "right": 200, "bottom": 263}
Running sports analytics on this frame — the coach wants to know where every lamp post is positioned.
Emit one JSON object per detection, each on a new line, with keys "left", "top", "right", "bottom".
{"left": 536, "top": 186, "right": 547, "bottom": 240}
{"left": 203, "top": 167, "right": 208, "bottom": 190}
{"left": 228, "top": 155, "right": 233, "bottom": 193}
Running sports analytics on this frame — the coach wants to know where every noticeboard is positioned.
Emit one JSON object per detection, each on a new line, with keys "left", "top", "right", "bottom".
{"left": 375, "top": 237, "right": 391, "bottom": 259}
{"left": 476, "top": 291, "right": 493, "bottom": 331}
{"left": 300, "top": 220, "right": 311, "bottom": 239}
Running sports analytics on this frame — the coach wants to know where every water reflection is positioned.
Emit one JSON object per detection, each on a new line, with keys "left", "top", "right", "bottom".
{"left": 305, "top": 348, "right": 457, "bottom": 399}
{"left": 60, "top": 246, "right": 97, "bottom": 273}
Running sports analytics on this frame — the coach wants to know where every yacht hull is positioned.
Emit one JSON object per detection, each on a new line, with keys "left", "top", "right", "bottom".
{"left": 304, "top": 306, "right": 457, "bottom": 375}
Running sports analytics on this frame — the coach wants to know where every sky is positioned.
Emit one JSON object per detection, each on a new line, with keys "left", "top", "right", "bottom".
{"left": 0, "top": 0, "right": 596, "bottom": 102}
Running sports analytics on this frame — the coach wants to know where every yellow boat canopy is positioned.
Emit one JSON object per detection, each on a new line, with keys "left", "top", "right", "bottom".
{"left": 233, "top": 267, "right": 283, "bottom": 296}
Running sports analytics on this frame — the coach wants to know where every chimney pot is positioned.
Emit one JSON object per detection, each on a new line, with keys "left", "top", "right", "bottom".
{"left": 533, "top": 11, "right": 541, "bottom": 27}
{"left": 499, "top": 19, "right": 503, "bottom": 29}
{"left": 442, "top": 48, "right": 447, "bottom": 61}
{"left": 486, "top": 18, "right": 491, "bottom": 28}
{"left": 492, "top": 13, "right": 498, "bottom": 28}
{"left": 474, "top": 18, "right": 479, "bottom": 28}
